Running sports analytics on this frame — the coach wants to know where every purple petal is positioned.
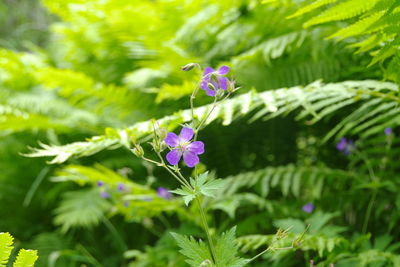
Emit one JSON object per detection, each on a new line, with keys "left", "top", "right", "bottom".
{"left": 201, "top": 80, "right": 209, "bottom": 91}
{"left": 385, "top": 127, "right": 392, "bottom": 136}
{"left": 217, "top": 65, "right": 230, "bottom": 75}
{"left": 218, "top": 77, "right": 228, "bottom": 90}
{"left": 179, "top": 127, "right": 194, "bottom": 142}
{"left": 164, "top": 132, "right": 179, "bottom": 147}
{"left": 183, "top": 151, "right": 199, "bottom": 167}
{"left": 336, "top": 138, "right": 347, "bottom": 151}
{"left": 302, "top": 203, "right": 314, "bottom": 213}
{"left": 166, "top": 149, "right": 182, "bottom": 165}
{"left": 187, "top": 141, "right": 204, "bottom": 155}
{"left": 157, "top": 187, "right": 172, "bottom": 200}
{"left": 203, "top": 67, "right": 214, "bottom": 76}
{"left": 206, "top": 88, "right": 217, "bottom": 97}
{"left": 100, "top": 191, "right": 109, "bottom": 199}
{"left": 117, "top": 182, "right": 125, "bottom": 192}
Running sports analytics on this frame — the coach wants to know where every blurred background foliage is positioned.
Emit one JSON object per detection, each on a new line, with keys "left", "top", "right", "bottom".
{"left": 1, "top": 0, "right": 400, "bottom": 266}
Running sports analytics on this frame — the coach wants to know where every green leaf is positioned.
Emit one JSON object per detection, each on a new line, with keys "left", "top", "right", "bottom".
{"left": 170, "top": 232, "right": 212, "bottom": 267}
{"left": 13, "top": 249, "right": 38, "bottom": 267}
{"left": 170, "top": 187, "right": 196, "bottom": 206}
{"left": 215, "top": 227, "right": 249, "bottom": 267}
{"left": 54, "top": 189, "right": 112, "bottom": 232}
{"left": 0, "top": 232, "right": 14, "bottom": 267}
{"left": 193, "top": 172, "right": 226, "bottom": 198}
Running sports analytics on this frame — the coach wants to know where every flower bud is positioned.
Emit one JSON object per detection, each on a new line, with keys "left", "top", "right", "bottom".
{"left": 227, "top": 79, "right": 235, "bottom": 93}
{"left": 132, "top": 144, "right": 144, "bottom": 158}
{"left": 181, "top": 63, "right": 198, "bottom": 71}
{"left": 207, "top": 83, "right": 216, "bottom": 91}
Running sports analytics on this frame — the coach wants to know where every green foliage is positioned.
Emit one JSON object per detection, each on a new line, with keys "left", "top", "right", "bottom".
{"left": 52, "top": 164, "right": 184, "bottom": 227}
{"left": 171, "top": 227, "right": 248, "bottom": 267}
{"left": 26, "top": 80, "right": 398, "bottom": 163}
{"left": 170, "top": 232, "right": 213, "bottom": 267}
{"left": 0, "top": 233, "right": 38, "bottom": 267}
{"left": 292, "top": 0, "right": 400, "bottom": 81}
{"left": 214, "top": 227, "right": 249, "bottom": 267}
{"left": 0, "top": 232, "right": 13, "bottom": 267}
{"left": 54, "top": 189, "right": 112, "bottom": 232}
{"left": 2, "top": 0, "right": 400, "bottom": 266}
{"left": 13, "top": 249, "right": 39, "bottom": 267}
{"left": 172, "top": 172, "right": 226, "bottom": 206}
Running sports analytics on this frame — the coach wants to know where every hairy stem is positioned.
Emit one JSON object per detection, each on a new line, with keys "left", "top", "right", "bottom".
{"left": 196, "top": 196, "right": 218, "bottom": 265}
{"left": 194, "top": 97, "right": 219, "bottom": 140}
{"left": 155, "top": 152, "right": 192, "bottom": 189}
{"left": 190, "top": 85, "right": 200, "bottom": 125}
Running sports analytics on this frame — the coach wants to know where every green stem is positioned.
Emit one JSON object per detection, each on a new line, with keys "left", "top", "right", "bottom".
{"left": 190, "top": 85, "right": 200, "bottom": 125}
{"left": 194, "top": 97, "right": 219, "bottom": 140}
{"left": 362, "top": 189, "right": 377, "bottom": 234}
{"left": 196, "top": 196, "right": 218, "bottom": 266}
{"left": 156, "top": 152, "right": 192, "bottom": 189}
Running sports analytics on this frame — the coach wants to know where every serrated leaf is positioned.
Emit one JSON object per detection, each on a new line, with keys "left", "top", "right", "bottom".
{"left": 13, "top": 249, "right": 38, "bottom": 267}
{"left": 170, "top": 187, "right": 195, "bottom": 206}
{"left": 170, "top": 232, "right": 212, "bottom": 267}
{"left": 215, "top": 227, "right": 249, "bottom": 267}
{"left": 199, "top": 179, "right": 225, "bottom": 198}
{"left": 0, "top": 232, "right": 14, "bottom": 267}
{"left": 54, "top": 189, "right": 112, "bottom": 232}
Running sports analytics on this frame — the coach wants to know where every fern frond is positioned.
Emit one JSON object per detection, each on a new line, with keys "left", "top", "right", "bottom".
{"left": 51, "top": 164, "right": 184, "bottom": 223}
{"left": 26, "top": 80, "right": 398, "bottom": 163}
{"left": 13, "top": 249, "right": 38, "bottom": 267}
{"left": 327, "top": 11, "right": 385, "bottom": 40}
{"left": 304, "top": 0, "right": 381, "bottom": 27}
{"left": 0, "top": 232, "right": 14, "bottom": 267}
{"left": 288, "top": 0, "right": 338, "bottom": 19}
{"left": 292, "top": 0, "right": 400, "bottom": 69}
{"left": 54, "top": 189, "right": 112, "bottom": 232}
{"left": 35, "top": 67, "right": 145, "bottom": 119}
{"left": 219, "top": 164, "right": 360, "bottom": 199}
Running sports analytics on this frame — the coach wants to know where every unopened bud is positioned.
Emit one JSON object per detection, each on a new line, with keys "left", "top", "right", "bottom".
{"left": 207, "top": 83, "right": 216, "bottom": 91}
{"left": 132, "top": 144, "right": 144, "bottom": 158}
{"left": 181, "top": 63, "right": 198, "bottom": 71}
{"left": 227, "top": 80, "right": 236, "bottom": 93}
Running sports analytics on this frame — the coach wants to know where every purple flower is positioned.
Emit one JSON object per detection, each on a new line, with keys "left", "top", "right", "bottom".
{"left": 117, "top": 182, "right": 125, "bottom": 192}
{"left": 97, "top": 181, "right": 104, "bottom": 187}
{"left": 200, "top": 66, "right": 230, "bottom": 97}
{"left": 336, "top": 137, "right": 355, "bottom": 155}
{"left": 384, "top": 127, "right": 392, "bottom": 136}
{"left": 302, "top": 203, "right": 314, "bottom": 213}
{"left": 157, "top": 187, "right": 172, "bottom": 200}
{"left": 164, "top": 127, "right": 204, "bottom": 167}
{"left": 100, "top": 191, "right": 109, "bottom": 199}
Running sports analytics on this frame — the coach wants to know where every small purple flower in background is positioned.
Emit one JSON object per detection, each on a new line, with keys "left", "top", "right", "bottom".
{"left": 336, "top": 137, "right": 355, "bottom": 155}
{"left": 384, "top": 127, "right": 392, "bottom": 136}
{"left": 123, "top": 201, "right": 129, "bottom": 207}
{"left": 302, "top": 203, "right": 314, "bottom": 213}
{"left": 97, "top": 181, "right": 104, "bottom": 187}
{"left": 100, "top": 191, "right": 109, "bottom": 199}
{"left": 200, "top": 65, "right": 230, "bottom": 97}
{"left": 157, "top": 187, "right": 172, "bottom": 200}
{"left": 164, "top": 127, "right": 204, "bottom": 167}
{"left": 117, "top": 182, "right": 125, "bottom": 192}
